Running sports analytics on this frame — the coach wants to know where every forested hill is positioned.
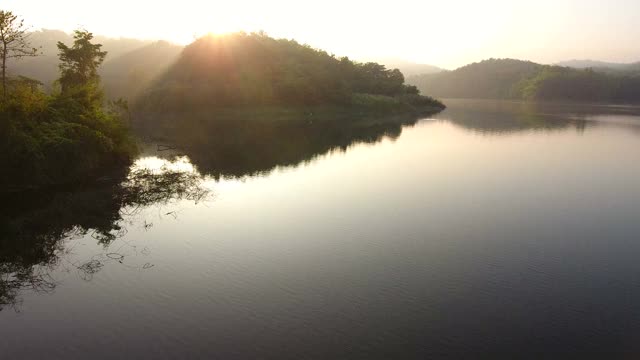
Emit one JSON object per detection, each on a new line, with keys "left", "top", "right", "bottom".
{"left": 134, "top": 32, "right": 443, "bottom": 113}
{"left": 407, "top": 58, "right": 640, "bottom": 104}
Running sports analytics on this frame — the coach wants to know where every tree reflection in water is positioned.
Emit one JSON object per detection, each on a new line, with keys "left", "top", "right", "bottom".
{"left": 1, "top": 109, "right": 445, "bottom": 310}
{"left": 135, "top": 111, "right": 430, "bottom": 179}
{"left": 0, "top": 157, "right": 211, "bottom": 311}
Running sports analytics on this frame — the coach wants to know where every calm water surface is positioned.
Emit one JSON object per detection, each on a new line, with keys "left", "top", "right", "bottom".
{"left": 2, "top": 100, "right": 640, "bottom": 358}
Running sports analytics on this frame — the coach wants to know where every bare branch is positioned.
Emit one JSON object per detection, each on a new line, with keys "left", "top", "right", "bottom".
{"left": 0, "top": 10, "right": 39, "bottom": 98}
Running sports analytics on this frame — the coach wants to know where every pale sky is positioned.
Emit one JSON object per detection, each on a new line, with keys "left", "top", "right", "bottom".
{"left": 4, "top": 0, "right": 640, "bottom": 69}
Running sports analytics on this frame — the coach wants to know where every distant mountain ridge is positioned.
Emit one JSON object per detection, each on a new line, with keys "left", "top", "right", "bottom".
{"left": 556, "top": 59, "right": 640, "bottom": 70}
{"left": 7, "top": 29, "right": 183, "bottom": 99}
{"left": 9, "top": 30, "right": 154, "bottom": 86}
{"left": 377, "top": 58, "right": 443, "bottom": 77}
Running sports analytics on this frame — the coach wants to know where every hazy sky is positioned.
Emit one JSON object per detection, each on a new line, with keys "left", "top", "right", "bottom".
{"left": 4, "top": 0, "right": 639, "bottom": 69}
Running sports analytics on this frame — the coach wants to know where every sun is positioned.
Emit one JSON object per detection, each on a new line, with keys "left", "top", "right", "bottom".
{"left": 169, "top": 7, "right": 265, "bottom": 45}
{"left": 171, "top": 26, "right": 242, "bottom": 45}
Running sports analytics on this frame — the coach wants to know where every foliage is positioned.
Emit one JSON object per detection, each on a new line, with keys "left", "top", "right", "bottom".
{"left": 0, "top": 27, "right": 136, "bottom": 190}
{"left": 515, "top": 66, "right": 640, "bottom": 103}
{"left": 56, "top": 30, "right": 107, "bottom": 109}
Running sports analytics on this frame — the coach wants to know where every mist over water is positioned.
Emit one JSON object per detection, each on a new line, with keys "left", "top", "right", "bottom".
{"left": 3, "top": 100, "right": 640, "bottom": 358}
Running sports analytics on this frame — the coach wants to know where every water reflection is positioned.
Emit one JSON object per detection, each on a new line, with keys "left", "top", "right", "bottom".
{"left": 435, "top": 99, "right": 591, "bottom": 134}
{"left": 1, "top": 110, "right": 436, "bottom": 311}
{"left": 4, "top": 101, "right": 640, "bottom": 357}
{"left": 136, "top": 112, "right": 426, "bottom": 179}
{"left": 3, "top": 102, "right": 639, "bottom": 311}
{"left": 0, "top": 158, "right": 210, "bottom": 310}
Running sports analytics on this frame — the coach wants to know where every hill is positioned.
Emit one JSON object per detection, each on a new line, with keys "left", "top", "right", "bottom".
{"left": 407, "top": 59, "right": 541, "bottom": 99}
{"left": 134, "top": 32, "right": 444, "bottom": 115}
{"left": 408, "top": 58, "right": 640, "bottom": 104}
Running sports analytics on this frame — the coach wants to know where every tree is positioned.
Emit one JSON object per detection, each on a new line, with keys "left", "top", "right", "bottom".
{"left": 0, "top": 10, "right": 38, "bottom": 99}
{"left": 57, "top": 30, "right": 107, "bottom": 108}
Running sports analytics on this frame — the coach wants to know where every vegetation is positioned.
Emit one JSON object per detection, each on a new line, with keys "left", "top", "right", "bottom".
{"left": 408, "top": 58, "right": 640, "bottom": 104}
{"left": 135, "top": 32, "right": 444, "bottom": 114}
{"left": 516, "top": 66, "right": 640, "bottom": 103}
{"left": 0, "top": 27, "right": 136, "bottom": 190}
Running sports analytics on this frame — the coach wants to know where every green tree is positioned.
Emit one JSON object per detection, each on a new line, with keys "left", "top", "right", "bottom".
{"left": 57, "top": 30, "right": 107, "bottom": 108}
{"left": 0, "top": 10, "right": 38, "bottom": 99}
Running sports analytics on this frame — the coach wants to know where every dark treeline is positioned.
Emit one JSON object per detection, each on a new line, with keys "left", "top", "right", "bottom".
{"left": 135, "top": 32, "right": 444, "bottom": 113}
{"left": 518, "top": 66, "right": 640, "bottom": 103}
{"left": 408, "top": 59, "right": 640, "bottom": 104}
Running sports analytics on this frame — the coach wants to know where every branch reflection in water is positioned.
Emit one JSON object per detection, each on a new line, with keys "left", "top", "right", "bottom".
{"left": 0, "top": 156, "right": 211, "bottom": 311}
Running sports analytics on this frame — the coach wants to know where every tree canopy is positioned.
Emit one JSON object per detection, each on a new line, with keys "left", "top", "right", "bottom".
{"left": 56, "top": 30, "right": 107, "bottom": 108}
{"left": 0, "top": 27, "right": 136, "bottom": 190}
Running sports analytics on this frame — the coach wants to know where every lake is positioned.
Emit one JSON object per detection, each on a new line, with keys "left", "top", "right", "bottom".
{"left": 2, "top": 99, "right": 640, "bottom": 358}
